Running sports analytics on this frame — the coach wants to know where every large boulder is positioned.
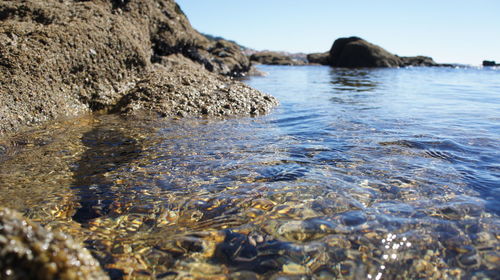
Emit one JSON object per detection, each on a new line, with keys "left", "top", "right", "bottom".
{"left": 306, "top": 52, "right": 330, "bottom": 65}
{"left": 0, "top": 207, "right": 109, "bottom": 280}
{"left": 329, "top": 36, "right": 402, "bottom": 67}
{"left": 0, "top": 0, "right": 274, "bottom": 136}
{"left": 250, "top": 51, "right": 305, "bottom": 66}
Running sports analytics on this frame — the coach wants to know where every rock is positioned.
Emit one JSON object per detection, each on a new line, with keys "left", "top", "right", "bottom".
{"left": 113, "top": 60, "right": 278, "bottom": 117}
{"left": 483, "top": 60, "right": 498, "bottom": 66}
{"left": 399, "top": 56, "right": 438, "bottom": 67}
{"left": 0, "top": 0, "right": 271, "bottom": 136}
{"left": 0, "top": 207, "right": 109, "bottom": 280}
{"left": 306, "top": 52, "right": 330, "bottom": 65}
{"left": 329, "top": 36, "right": 402, "bottom": 68}
{"left": 250, "top": 51, "right": 306, "bottom": 66}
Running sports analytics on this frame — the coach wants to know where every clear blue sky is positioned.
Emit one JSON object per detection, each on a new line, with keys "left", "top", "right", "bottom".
{"left": 176, "top": 0, "right": 500, "bottom": 65}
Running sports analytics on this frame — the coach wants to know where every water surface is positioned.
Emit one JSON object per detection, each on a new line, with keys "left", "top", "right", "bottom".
{"left": 0, "top": 66, "right": 499, "bottom": 279}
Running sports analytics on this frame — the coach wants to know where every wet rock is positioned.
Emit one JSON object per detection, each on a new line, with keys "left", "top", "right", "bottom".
{"left": 306, "top": 52, "right": 330, "bottom": 65}
{"left": 250, "top": 51, "right": 306, "bottom": 66}
{"left": 0, "top": 0, "right": 271, "bottom": 136}
{"left": 112, "top": 62, "right": 278, "bottom": 117}
{"left": 0, "top": 207, "right": 108, "bottom": 280}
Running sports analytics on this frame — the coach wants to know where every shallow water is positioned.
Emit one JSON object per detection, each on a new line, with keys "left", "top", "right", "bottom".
{"left": 1, "top": 66, "right": 499, "bottom": 279}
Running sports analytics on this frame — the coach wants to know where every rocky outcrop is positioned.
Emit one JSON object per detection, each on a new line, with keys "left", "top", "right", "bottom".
{"left": 250, "top": 51, "right": 306, "bottom": 66}
{"left": 0, "top": 0, "right": 275, "bottom": 136}
{"left": 398, "top": 55, "right": 438, "bottom": 67}
{"left": 114, "top": 57, "right": 278, "bottom": 117}
{"left": 315, "top": 37, "right": 453, "bottom": 68}
{"left": 329, "top": 37, "right": 402, "bottom": 68}
{"left": 0, "top": 207, "right": 109, "bottom": 280}
{"left": 483, "top": 60, "right": 499, "bottom": 66}
{"left": 306, "top": 52, "right": 330, "bottom": 65}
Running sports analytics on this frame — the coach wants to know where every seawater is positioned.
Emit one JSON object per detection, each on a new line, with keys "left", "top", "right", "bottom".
{"left": 0, "top": 65, "right": 499, "bottom": 279}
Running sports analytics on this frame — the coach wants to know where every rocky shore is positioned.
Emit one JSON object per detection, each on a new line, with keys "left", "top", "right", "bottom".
{"left": 0, "top": 0, "right": 278, "bottom": 136}
{"left": 0, "top": 0, "right": 279, "bottom": 278}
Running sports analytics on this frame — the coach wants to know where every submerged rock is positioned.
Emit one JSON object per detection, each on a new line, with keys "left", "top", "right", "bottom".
{"left": 0, "top": 0, "right": 271, "bottom": 136}
{"left": 329, "top": 36, "right": 402, "bottom": 68}
{"left": 0, "top": 207, "right": 108, "bottom": 280}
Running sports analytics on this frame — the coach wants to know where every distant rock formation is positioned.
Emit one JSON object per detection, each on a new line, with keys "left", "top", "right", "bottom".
{"left": 398, "top": 55, "right": 438, "bottom": 67}
{"left": 250, "top": 51, "right": 306, "bottom": 66}
{"left": 307, "top": 37, "right": 452, "bottom": 68}
{"left": 483, "top": 60, "right": 499, "bottom": 66}
{"left": 306, "top": 52, "right": 330, "bottom": 65}
{"left": 329, "top": 37, "right": 402, "bottom": 67}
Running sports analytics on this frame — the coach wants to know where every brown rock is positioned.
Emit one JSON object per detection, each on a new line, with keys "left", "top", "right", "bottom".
{"left": 113, "top": 58, "right": 278, "bottom": 117}
{"left": 307, "top": 52, "right": 330, "bottom": 65}
{"left": 250, "top": 51, "right": 306, "bottom": 66}
{"left": 0, "top": 207, "right": 109, "bottom": 280}
{"left": 0, "top": 0, "right": 273, "bottom": 136}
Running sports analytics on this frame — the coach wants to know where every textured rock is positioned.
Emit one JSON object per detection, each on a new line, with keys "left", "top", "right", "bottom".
{"left": 113, "top": 58, "right": 278, "bottom": 117}
{"left": 306, "top": 52, "right": 330, "bottom": 65}
{"left": 0, "top": 0, "right": 268, "bottom": 136}
{"left": 0, "top": 207, "right": 109, "bottom": 280}
{"left": 250, "top": 51, "right": 306, "bottom": 66}
{"left": 329, "top": 36, "right": 402, "bottom": 68}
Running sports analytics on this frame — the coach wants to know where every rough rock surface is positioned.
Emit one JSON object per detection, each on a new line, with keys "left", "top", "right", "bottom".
{"left": 306, "top": 52, "right": 330, "bottom": 65}
{"left": 0, "top": 207, "right": 109, "bottom": 280}
{"left": 0, "top": 0, "right": 271, "bottom": 136}
{"left": 329, "top": 36, "right": 402, "bottom": 68}
{"left": 250, "top": 51, "right": 306, "bottom": 66}
{"left": 114, "top": 57, "right": 278, "bottom": 117}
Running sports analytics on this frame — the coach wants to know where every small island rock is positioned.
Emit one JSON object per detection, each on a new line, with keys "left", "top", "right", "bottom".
{"left": 329, "top": 36, "right": 402, "bottom": 68}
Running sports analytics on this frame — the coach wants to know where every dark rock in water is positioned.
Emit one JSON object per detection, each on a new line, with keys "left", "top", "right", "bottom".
{"left": 250, "top": 51, "right": 306, "bottom": 66}
{"left": 483, "top": 60, "right": 498, "bottom": 66}
{"left": 399, "top": 55, "right": 438, "bottom": 66}
{"left": 0, "top": 207, "right": 109, "bottom": 279}
{"left": 326, "top": 36, "right": 452, "bottom": 68}
{"left": 329, "top": 36, "right": 402, "bottom": 68}
{"left": 0, "top": 0, "right": 274, "bottom": 136}
{"left": 306, "top": 52, "right": 330, "bottom": 65}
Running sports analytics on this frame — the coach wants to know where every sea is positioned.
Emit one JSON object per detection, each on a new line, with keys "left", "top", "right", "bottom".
{"left": 1, "top": 65, "right": 499, "bottom": 279}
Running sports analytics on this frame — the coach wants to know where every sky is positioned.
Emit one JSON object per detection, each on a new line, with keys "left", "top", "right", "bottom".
{"left": 176, "top": 0, "right": 500, "bottom": 66}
